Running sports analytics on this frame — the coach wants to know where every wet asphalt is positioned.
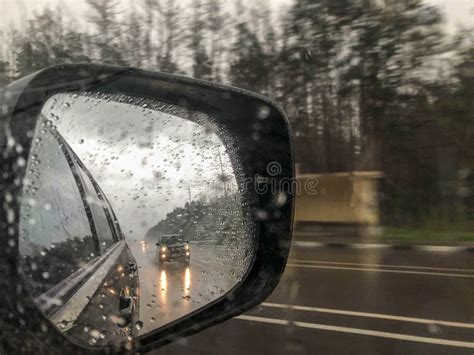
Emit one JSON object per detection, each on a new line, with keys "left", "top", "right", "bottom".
{"left": 150, "top": 237, "right": 474, "bottom": 354}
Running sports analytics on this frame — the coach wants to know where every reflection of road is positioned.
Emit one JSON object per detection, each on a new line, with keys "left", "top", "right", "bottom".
{"left": 129, "top": 241, "right": 240, "bottom": 336}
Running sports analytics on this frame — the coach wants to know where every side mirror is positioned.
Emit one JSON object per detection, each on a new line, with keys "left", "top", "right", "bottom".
{"left": 0, "top": 64, "right": 293, "bottom": 353}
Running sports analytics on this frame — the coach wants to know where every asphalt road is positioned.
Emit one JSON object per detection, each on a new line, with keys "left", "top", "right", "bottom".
{"left": 147, "top": 238, "right": 474, "bottom": 354}
{"left": 129, "top": 241, "right": 244, "bottom": 336}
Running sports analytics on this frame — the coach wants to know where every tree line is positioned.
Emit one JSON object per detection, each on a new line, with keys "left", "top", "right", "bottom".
{"left": 1, "top": 0, "right": 473, "bottom": 227}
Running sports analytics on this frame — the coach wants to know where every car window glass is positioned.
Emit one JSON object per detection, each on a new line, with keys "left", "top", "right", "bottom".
{"left": 19, "top": 128, "right": 98, "bottom": 297}
{"left": 161, "top": 235, "right": 183, "bottom": 244}
{"left": 74, "top": 162, "right": 117, "bottom": 253}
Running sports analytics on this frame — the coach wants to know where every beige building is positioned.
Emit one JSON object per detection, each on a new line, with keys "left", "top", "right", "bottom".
{"left": 295, "top": 172, "right": 383, "bottom": 226}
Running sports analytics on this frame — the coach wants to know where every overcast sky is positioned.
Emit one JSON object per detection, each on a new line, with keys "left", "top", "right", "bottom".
{"left": 1, "top": 0, "right": 472, "bottom": 34}
{"left": 38, "top": 93, "right": 236, "bottom": 241}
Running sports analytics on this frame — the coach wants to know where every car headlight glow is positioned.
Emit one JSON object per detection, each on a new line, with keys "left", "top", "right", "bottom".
{"left": 161, "top": 246, "right": 167, "bottom": 252}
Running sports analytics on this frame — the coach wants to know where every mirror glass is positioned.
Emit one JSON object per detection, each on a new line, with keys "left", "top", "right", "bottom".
{"left": 18, "top": 92, "right": 254, "bottom": 347}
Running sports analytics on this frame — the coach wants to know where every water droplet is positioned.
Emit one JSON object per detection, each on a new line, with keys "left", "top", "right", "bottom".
{"left": 428, "top": 323, "right": 440, "bottom": 334}
{"left": 89, "top": 329, "right": 101, "bottom": 338}
{"left": 256, "top": 210, "right": 269, "bottom": 220}
{"left": 58, "top": 320, "right": 68, "bottom": 329}
{"left": 40, "top": 322, "right": 48, "bottom": 333}
{"left": 134, "top": 321, "right": 143, "bottom": 330}
{"left": 110, "top": 315, "right": 127, "bottom": 326}
{"left": 274, "top": 192, "right": 287, "bottom": 207}
{"left": 17, "top": 157, "right": 26, "bottom": 167}
{"left": 257, "top": 106, "right": 270, "bottom": 120}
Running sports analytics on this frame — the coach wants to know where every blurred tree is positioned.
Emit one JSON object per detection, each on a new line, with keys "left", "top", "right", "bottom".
{"left": 156, "top": 0, "right": 183, "bottom": 73}
{"left": 206, "top": 0, "right": 228, "bottom": 82}
{"left": 282, "top": 0, "right": 354, "bottom": 172}
{"left": 13, "top": 7, "right": 91, "bottom": 78}
{"left": 189, "top": 0, "right": 212, "bottom": 80}
{"left": 345, "top": 0, "right": 443, "bottom": 164}
{"left": 436, "top": 31, "right": 474, "bottom": 165}
{"left": 432, "top": 31, "right": 474, "bottom": 220}
{"left": 0, "top": 60, "right": 11, "bottom": 87}
{"left": 229, "top": 22, "right": 269, "bottom": 93}
{"left": 85, "top": 0, "right": 126, "bottom": 65}
{"left": 122, "top": 9, "right": 144, "bottom": 67}
{"left": 229, "top": 2, "right": 274, "bottom": 96}
{"left": 350, "top": 0, "right": 444, "bottom": 223}
{"left": 141, "top": 0, "right": 159, "bottom": 69}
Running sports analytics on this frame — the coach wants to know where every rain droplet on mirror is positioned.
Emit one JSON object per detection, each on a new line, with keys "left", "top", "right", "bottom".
{"left": 134, "top": 321, "right": 143, "bottom": 330}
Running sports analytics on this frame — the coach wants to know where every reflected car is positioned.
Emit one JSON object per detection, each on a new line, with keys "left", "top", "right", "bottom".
{"left": 156, "top": 234, "right": 191, "bottom": 267}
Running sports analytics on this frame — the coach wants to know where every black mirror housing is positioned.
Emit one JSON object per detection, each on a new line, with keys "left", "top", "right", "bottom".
{"left": 0, "top": 64, "right": 294, "bottom": 354}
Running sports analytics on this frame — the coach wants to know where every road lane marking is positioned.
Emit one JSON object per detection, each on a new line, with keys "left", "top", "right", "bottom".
{"left": 420, "top": 246, "right": 467, "bottom": 253}
{"left": 261, "top": 303, "right": 474, "bottom": 329}
{"left": 287, "top": 263, "right": 474, "bottom": 278}
{"left": 293, "top": 241, "right": 326, "bottom": 248}
{"left": 235, "top": 315, "right": 474, "bottom": 349}
{"left": 237, "top": 315, "right": 290, "bottom": 325}
{"left": 292, "top": 241, "right": 469, "bottom": 252}
{"left": 291, "top": 260, "right": 474, "bottom": 273}
{"left": 293, "top": 241, "right": 389, "bottom": 249}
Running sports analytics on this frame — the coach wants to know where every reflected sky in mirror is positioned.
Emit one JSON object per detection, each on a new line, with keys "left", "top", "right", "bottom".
{"left": 48, "top": 93, "right": 238, "bottom": 239}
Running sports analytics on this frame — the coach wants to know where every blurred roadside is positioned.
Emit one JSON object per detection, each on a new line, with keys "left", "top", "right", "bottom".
{"left": 293, "top": 171, "right": 474, "bottom": 247}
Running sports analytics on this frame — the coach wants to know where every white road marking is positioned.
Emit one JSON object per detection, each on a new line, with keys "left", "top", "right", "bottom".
{"left": 235, "top": 315, "right": 474, "bottom": 349}
{"left": 261, "top": 302, "right": 474, "bottom": 329}
{"left": 293, "top": 241, "right": 326, "bottom": 248}
{"left": 237, "top": 314, "right": 290, "bottom": 325}
{"left": 351, "top": 243, "right": 392, "bottom": 249}
{"left": 292, "top": 241, "right": 468, "bottom": 252}
{"left": 291, "top": 259, "right": 474, "bottom": 273}
{"left": 420, "top": 245, "right": 467, "bottom": 253}
{"left": 286, "top": 263, "right": 474, "bottom": 278}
